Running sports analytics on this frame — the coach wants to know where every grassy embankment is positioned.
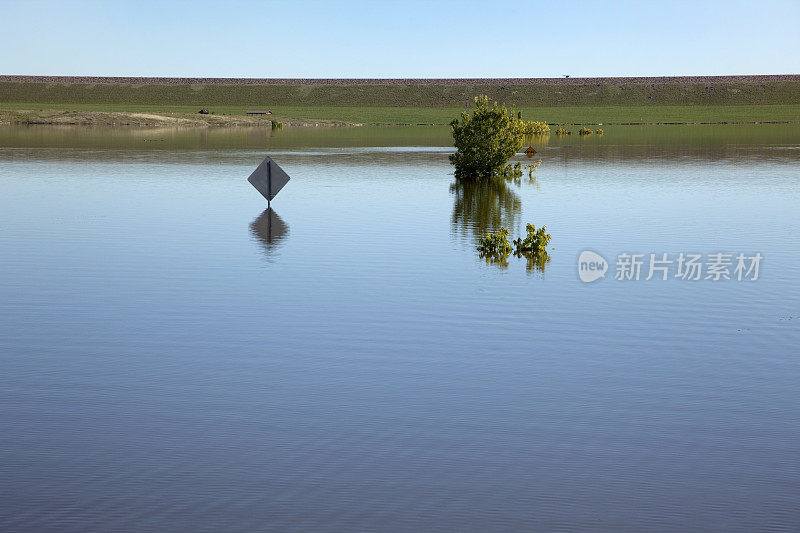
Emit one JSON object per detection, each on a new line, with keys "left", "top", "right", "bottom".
{"left": 2, "top": 77, "right": 799, "bottom": 126}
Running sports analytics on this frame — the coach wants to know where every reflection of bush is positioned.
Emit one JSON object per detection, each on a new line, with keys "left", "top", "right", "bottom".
{"left": 450, "top": 178, "right": 521, "bottom": 239}
{"left": 517, "top": 249, "right": 551, "bottom": 274}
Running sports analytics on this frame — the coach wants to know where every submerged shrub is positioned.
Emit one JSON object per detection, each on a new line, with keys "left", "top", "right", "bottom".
{"left": 520, "top": 121, "right": 551, "bottom": 135}
{"left": 527, "top": 159, "right": 542, "bottom": 177}
{"left": 506, "top": 159, "right": 542, "bottom": 187}
{"left": 450, "top": 96, "right": 526, "bottom": 181}
{"left": 595, "top": 128, "right": 604, "bottom": 135}
{"left": 477, "top": 227, "right": 513, "bottom": 257}
{"left": 513, "top": 223, "right": 551, "bottom": 255}
{"left": 477, "top": 224, "right": 552, "bottom": 271}
{"left": 555, "top": 124, "right": 572, "bottom": 136}
{"left": 513, "top": 223, "right": 552, "bottom": 274}
{"left": 579, "top": 127, "right": 594, "bottom": 135}
{"left": 271, "top": 121, "right": 283, "bottom": 130}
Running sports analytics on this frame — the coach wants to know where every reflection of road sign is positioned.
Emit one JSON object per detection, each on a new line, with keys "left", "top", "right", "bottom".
{"left": 250, "top": 208, "right": 289, "bottom": 249}
{"left": 247, "top": 156, "right": 290, "bottom": 202}
{"left": 524, "top": 146, "right": 537, "bottom": 157}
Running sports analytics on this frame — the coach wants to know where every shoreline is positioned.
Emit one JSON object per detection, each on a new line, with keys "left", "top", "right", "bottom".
{"left": 0, "top": 110, "right": 356, "bottom": 128}
{"left": 1, "top": 112, "right": 797, "bottom": 128}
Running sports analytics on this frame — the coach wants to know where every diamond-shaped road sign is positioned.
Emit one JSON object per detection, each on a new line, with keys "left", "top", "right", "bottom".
{"left": 247, "top": 156, "right": 290, "bottom": 202}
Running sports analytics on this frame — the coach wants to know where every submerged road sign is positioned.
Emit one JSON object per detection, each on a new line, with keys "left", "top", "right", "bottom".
{"left": 247, "top": 156, "right": 290, "bottom": 203}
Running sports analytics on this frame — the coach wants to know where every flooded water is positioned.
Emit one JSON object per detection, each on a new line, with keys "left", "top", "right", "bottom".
{"left": 1, "top": 124, "right": 799, "bottom": 531}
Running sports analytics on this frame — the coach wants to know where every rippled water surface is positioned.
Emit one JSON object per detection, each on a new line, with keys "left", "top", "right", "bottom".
{"left": 1, "top": 124, "right": 799, "bottom": 531}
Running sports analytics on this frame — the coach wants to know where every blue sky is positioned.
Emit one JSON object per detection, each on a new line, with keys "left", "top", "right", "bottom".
{"left": 1, "top": 0, "right": 798, "bottom": 78}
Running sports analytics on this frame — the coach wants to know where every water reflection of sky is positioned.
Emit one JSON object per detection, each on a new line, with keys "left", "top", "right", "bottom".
{"left": 1, "top": 124, "right": 799, "bottom": 532}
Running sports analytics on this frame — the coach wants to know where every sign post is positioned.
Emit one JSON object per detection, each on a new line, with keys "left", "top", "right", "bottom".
{"left": 248, "top": 156, "right": 290, "bottom": 205}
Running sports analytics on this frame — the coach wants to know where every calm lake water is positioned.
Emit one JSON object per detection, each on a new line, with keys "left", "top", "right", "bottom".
{"left": 1, "top": 124, "right": 799, "bottom": 532}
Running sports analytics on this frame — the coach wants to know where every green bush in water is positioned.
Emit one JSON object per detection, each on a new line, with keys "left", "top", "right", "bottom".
{"left": 450, "top": 96, "right": 527, "bottom": 181}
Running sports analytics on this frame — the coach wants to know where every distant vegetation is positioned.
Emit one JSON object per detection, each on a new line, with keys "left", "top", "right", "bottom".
{"left": 2, "top": 75, "right": 798, "bottom": 108}
{"left": 517, "top": 114, "right": 550, "bottom": 135}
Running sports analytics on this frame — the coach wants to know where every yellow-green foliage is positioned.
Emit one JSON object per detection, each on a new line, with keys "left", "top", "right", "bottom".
{"left": 595, "top": 128, "right": 604, "bottom": 135}
{"left": 513, "top": 223, "right": 552, "bottom": 274}
{"left": 579, "top": 127, "right": 593, "bottom": 135}
{"left": 521, "top": 121, "right": 550, "bottom": 135}
{"left": 477, "top": 227, "right": 514, "bottom": 265}
{"left": 527, "top": 159, "right": 541, "bottom": 179}
{"left": 556, "top": 125, "right": 572, "bottom": 135}
{"left": 513, "top": 223, "right": 551, "bottom": 255}
{"left": 478, "top": 223, "right": 553, "bottom": 272}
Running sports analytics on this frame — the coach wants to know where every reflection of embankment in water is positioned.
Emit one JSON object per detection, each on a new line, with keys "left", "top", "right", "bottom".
{"left": 249, "top": 208, "right": 289, "bottom": 259}
{"left": 450, "top": 178, "right": 521, "bottom": 240}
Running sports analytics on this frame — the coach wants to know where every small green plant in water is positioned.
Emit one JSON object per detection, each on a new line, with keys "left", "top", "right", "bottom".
{"left": 555, "top": 125, "right": 572, "bottom": 136}
{"left": 508, "top": 159, "right": 542, "bottom": 187}
{"left": 513, "top": 223, "right": 552, "bottom": 274}
{"left": 527, "top": 159, "right": 541, "bottom": 179}
{"left": 271, "top": 121, "right": 283, "bottom": 130}
{"left": 477, "top": 224, "right": 552, "bottom": 272}
{"left": 579, "top": 127, "right": 593, "bottom": 135}
{"left": 513, "top": 223, "right": 551, "bottom": 255}
{"left": 477, "top": 227, "right": 513, "bottom": 265}
{"left": 595, "top": 128, "right": 604, "bottom": 135}
{"left": 477, "top": 227, "right": 513, "bottom": 255}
